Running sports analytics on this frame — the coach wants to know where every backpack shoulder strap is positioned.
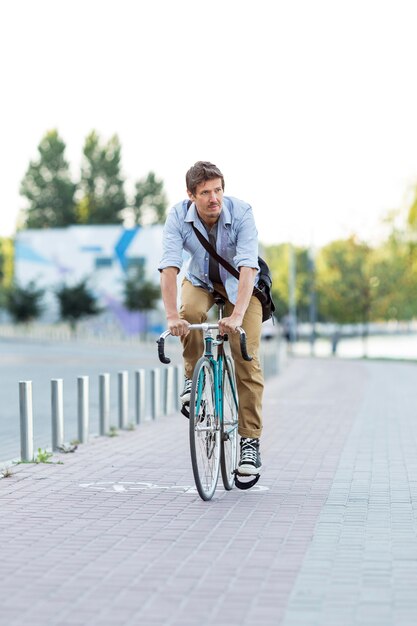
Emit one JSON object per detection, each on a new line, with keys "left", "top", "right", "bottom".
{"left": 192, "top": 224, "right": 240, "bottom": 280}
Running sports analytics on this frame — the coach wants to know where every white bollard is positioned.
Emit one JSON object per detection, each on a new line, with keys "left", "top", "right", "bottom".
{"left": 77, "top": 376, "right": 89, "bottom": 443}
{"left": 118, "top": 371, "right": 129, "bottom": 429}
{"left": 51, "top": 379, "right": 64, "bottom": 451}
{"left": 151, "top": 369, "right": 161, "bottom": 420}
{"left": 135, "top": 369, "right": 146, "bottom": 424}
{"left": 175, "top": 364, "right": 183, "bottom": 411}
{"left": 99, "top": 373, "right": 110, "bottom": 435}
{"left": 164, "top": 367, "right": 175, "bottom": 416}
{"left": 19, "top": 381, "right": 34, "bottom": 461}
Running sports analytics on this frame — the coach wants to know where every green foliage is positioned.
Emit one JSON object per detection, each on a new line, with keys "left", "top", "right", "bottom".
{"left": 55, "top": 279, "right": 100, "bottom": 330}
{"left": 123, "top": 267, "right": 160, "bottom": 313}
{"left": 133, "top": 171, "right": 168, "bottom": 225}
{"left": 0, "top": 287, "right": 6, "bottom": 310}
{"left": 0, "top": 239, "right": 12, "bottom": 309}
{"left": 34, "top": 448, "right": 53, "bottom": 463}
{"left": 0, "top": 238, "right": 14, "bottom": 287}
{"left": 370, "top": 236, "right": 417, "bottom": 321}
{"left": 407, "top": 186, "right": 417, "bottom": 229}
{"left": 264, "top": 243, "right": 311, "bottom": 321}
{"left": 6, "top": 281, "right": 44, "bottom": 323}
{"left": 316, "top": 237, "right": 374, "bottom": 325}
{"left": 20, "top": 130, "right": 76, "bottom": 228}
{"left": 77, "top": 131, "right": 126, "bottom": 224}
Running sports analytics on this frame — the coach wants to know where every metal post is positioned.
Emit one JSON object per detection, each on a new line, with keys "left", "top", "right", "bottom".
{"left": 308, "top": 247, "right": 317, "bottom": 356}
{"left": 151, "top": 368, "right": 161, "bottom": 420}
{"left": 288, "top": 243, "right": 297, "bottom": 350}
{"left": 77, "top": 376, "right": 89, "bottom": 444}
{"left": 163, "top": 367, "right": 174, "bottom": 416}
{"left": 118, "top": 371, "right": 128, "bottom": 429}
{"left": 51, "top": 379, "right": 64, "bottom": 451}
{"left": 19, "top": 381, "right": 34, "bottom": 461}
{"left": 135, "top": 369, "right": 145, "bottom": 424}
{"left": 99, "top": 373, "right": 110, "bottom": 435}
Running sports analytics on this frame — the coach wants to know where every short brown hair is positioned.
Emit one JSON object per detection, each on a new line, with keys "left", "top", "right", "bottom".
{"left": 185, "top": 161, "right": 225, "bottom": 196}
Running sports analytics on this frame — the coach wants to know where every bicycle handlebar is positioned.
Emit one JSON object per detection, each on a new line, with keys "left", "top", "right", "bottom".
{"left": 156, "top": 323, "right": 253, "bottom": 364}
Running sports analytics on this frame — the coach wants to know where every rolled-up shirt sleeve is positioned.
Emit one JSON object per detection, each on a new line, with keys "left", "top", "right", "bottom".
{"left": 233, "top": 208, "right": 260, "bottom": 271}
{"left": 158, "top": 208, "right": 184, "bottom": 272}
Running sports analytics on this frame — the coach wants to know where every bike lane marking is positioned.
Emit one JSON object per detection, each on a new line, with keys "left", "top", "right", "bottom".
{"left": 79, "top": 481, "right": 270, "bottom": 494}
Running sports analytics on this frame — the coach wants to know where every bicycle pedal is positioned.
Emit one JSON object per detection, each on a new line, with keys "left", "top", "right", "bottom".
{"left": 233, "top": 470, "right": 261, "bottom": 490}
{"left": 181, "top": 405, "right": 190, "bottom": 419}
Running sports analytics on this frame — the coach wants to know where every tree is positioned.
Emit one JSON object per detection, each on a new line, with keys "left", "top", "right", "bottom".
{"left": 19, "top": 130, "right": 76, "bottom": 229}
{"left": 316, "top": 237, "right": 376, "bottom": 327}
{"left": 0, "top": 238, "right": 13, "bottom": 287}
{"left": 132, "top": 171, "right": 168, "bottom": 226}
{"left": 370, "top": 233, "right": 417, "bottom": 322}
{"left": 55, "top": 279, "right": 100, "bottom": 334}
{"left": 123, "top": 267, "right": 160, "bottom": 335}
{"left": 6, "top": 281, "right": 44, "bottom": 323}
{"left": 264, "top": 243, "right": 311, "bottom": 321}
{"left": 77, "top": 131, "right": 126, "bottom": 224}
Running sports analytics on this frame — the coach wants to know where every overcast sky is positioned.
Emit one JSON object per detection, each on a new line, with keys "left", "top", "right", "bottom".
{"left": 2, "top": 0, "right": 417, "bottom": 247}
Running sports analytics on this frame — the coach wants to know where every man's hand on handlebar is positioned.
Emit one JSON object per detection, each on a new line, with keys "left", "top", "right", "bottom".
{"left": 167, "top": 316, "right": 190, "bottom": 337}
{"left": 218, "top": 313, "right": 244, "bottom": 336}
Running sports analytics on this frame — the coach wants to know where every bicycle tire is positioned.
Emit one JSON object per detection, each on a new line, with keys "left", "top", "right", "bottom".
{"left": 189, "top": 357, "right": 220, "bottom": 501}
{"left": 220, "top": 356, "right": 239, "bottom": 490}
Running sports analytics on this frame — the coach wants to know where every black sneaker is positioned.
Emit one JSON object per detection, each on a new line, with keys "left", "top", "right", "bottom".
{"left": 238, "top": 437, "right": 262, "bottom": 475}
{"left": 180, "top": 378, "right": 192, "bottom": 405}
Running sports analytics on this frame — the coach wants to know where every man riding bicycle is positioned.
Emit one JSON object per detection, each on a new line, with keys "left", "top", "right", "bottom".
{"left": 158, "top": 161, "right": 263, "bottom": 477}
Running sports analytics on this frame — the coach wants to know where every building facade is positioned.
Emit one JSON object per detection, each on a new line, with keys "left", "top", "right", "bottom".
{"left": 14, "top": 225, "right": 168, "bottom": 334}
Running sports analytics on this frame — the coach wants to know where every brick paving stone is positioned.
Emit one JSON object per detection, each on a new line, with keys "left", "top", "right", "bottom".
{"left": 2, "top": 357, "right": 417, "bottom": 625}
{"left": 281, "top": 359, "right": 417, "bottom": 626}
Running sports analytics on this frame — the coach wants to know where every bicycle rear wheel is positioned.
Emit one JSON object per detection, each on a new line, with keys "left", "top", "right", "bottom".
{"left": 189, "top": 357, "right": 220, "bottom": 501}
{"left": 220, "top": 356, "right": 239, "bottom": 490}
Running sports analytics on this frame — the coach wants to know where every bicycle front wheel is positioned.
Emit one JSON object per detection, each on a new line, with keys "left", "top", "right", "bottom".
{"left": 220, "top": 356, "right": 239, "bottom": 490}
{"left": 189, "top": 357, "right": 220, "bottom": 501}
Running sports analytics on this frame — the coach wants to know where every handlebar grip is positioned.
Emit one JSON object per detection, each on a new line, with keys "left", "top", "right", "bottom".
{"left": 239, "top": 332, "right": 252, "bottom": 361}
{"left": 156, "top": 338, "right": 171, "bottom": 364}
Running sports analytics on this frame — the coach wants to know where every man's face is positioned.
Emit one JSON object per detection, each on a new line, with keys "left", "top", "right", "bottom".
{"left": 188, "top": 178, "right": 224, "bottom": 225}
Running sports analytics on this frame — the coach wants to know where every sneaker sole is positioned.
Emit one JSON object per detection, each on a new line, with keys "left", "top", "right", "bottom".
{"left": 180, "top": 395, "right": 191, "bottom": 404}
{"left": 237, "top": 463, "right": 262, "bottom": 475}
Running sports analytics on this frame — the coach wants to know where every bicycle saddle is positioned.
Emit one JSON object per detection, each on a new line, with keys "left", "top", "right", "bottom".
{"left": 214, "top": 295, "right": 226, "bottom": 306}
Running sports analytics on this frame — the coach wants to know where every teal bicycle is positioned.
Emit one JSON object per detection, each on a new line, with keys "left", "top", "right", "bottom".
{"left": 157, "top": 296, "right": 252, "bottom": 501}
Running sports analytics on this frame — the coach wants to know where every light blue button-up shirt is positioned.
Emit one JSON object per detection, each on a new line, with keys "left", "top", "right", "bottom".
{"left": 158, "top": 196, "right": 260, "bottom": 304}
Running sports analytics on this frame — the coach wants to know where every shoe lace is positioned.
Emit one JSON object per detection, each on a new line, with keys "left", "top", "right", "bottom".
{"left": 182, "top": 379, "right": 192, "bottom": 394}
{"left": 240, "top": 438, "right": 258, "bottom": 464}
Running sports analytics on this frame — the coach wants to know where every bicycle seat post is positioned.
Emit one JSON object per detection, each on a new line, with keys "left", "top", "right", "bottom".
{"left": 213, "top": 295, "right": 227, "bottom": 345}
{"left": 214, "top": 295, "right": 226, "bottom": 321}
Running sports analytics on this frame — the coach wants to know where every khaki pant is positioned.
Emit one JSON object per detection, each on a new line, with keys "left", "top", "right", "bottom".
{"left": 179, "top": 279, "right": 263, "bottom": 439}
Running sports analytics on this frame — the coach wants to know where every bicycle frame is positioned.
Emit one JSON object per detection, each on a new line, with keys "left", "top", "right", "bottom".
{"left": 194, "top": 324, "right": 238, "bottom": 438}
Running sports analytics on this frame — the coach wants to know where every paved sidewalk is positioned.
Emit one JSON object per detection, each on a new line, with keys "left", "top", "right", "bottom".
{"left": 1, "top": 357, "right": 417, "bottom": 626}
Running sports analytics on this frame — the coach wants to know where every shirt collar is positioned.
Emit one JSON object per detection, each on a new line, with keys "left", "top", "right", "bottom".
{"left": 185, "top": 200, "right": 231, "bottom": 226}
